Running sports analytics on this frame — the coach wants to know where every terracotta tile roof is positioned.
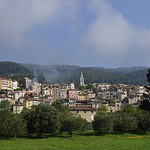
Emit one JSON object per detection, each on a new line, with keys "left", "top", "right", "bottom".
{"left": 70, "top": 106, "right": 96, "bottom": 111}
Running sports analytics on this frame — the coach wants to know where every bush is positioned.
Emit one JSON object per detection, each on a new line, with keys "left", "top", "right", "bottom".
{"left": 62, "top": 116, "right": 89, "bottom": 137}
{"left": 114, "top": 112, "right": 138, "bottom": 133}
{"left": 92, "top": 112, "right": 114, "bottom": 135}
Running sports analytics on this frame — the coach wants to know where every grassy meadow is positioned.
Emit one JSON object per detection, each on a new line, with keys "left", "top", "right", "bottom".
{"left": 0, "top": 132, "right": 150, "bottom": 150}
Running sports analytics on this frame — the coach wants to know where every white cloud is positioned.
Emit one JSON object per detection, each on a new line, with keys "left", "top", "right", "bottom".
{"left": 0, "top": 0, "right": 80, "bottom": 47}
{"left": 1, "top": 0, "right": 150, "bottom": 67}
{"left": 82, "top": 0, "right": 150, "bottom": 58}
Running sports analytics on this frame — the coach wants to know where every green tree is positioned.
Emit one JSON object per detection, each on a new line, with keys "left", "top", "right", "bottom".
{"left": 86, "top": 84, "right": 94, "bottom": 89}
{"left": 92, "top": 112, "right": 114, "bottom": 135}
{"left": 11, "top": 114, "right": 26, "bottom": 138}
{"left": 106, "top": 98, "right": 113, "bottom": 104}
{"left": 97, "top": 104, "right": 108, "bottom": 114}
{"left": 0, "top": 109, "right": 13, "bottom": 138}
{"left": 114, "top": 112, "right": 138, "bottom": 134}
{"left": 79, "top": 86, "right": 86, "bottom": 90}
{"left": 0, "top": 99, "right": 11, "bottom": 109}
{"left": 137, "top": 111, "right": 150, "bottom": 134}
{"left": 0, "top": 109, "right": 26, "bottom": 138}
{"left": 124, "top": 104, "right": 136, "bottom": 114}
{"left": 62, "top": 116, "right": 89, "bottom": 137}
{"left": 140, "top": 69, "right": 150, "bottom": 112}
{"left": 21, "top": 104, "right": 61, "bottom": 138}
{"left": 51, "top": 101, "right": 72, "bottom": 124}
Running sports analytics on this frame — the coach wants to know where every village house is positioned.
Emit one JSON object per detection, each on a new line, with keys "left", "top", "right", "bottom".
{"left": 59, "top": 87, "right": 67, "bottom": 99}
{"left": 0, "top": 95, "right": 11, "bottom": 102}
{"left": 13, "top": 91, "right": 26, "bottom": 101}
{"left": 70, "top": 106, "right": 96, "bottom": 122}
{"left": 43, "top": 85, "right": 53, "bottom": 96}
{"left": 22, "top": 77, "right": 32, "bottom": 89}
{"left": 78, "top": 93, "right": 88, "bottom": 101}
{"left": 68, "top": 89, "right": 79, "bottom": 100}
{"left": 0, "top": 77, "right": 12, "bottom": 90}
{"left": 69, "top": 98, "right": 76, "bottom": 106}
{"left": 93, "top": 83, "right": 111, "bottom": 90}
{"left": 24, "top": 98, "right": 42, "bottom": 109}
{"left": 12, "top": 103, "right": 25, "bottom": 114}
{"left": 118, "top": 92, "right": 127, "bottom": 101}
{"left": 92, "top": 100, "right": 104, "bottom": 109}
{"left": 52, "top": 85, "right": 61, "bottom": 101}
{"left": 11, "top": 80, "right": 18, "bottom": 90}
{"left": 123, "top": 95, "right": 141, "bottom": 104}
{"left": 30, "top": 82, "right": 41, "bottom": 94}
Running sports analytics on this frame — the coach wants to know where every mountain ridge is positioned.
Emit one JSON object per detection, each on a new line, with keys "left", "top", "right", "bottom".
{"left": 21, "top": 63, "right": 149, "bottom": 86}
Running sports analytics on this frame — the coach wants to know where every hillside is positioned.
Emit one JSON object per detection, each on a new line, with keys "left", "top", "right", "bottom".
{"left": 22, "top": 64, "right": 149, "bottom": 86}
{"left": 0, "top": 61, "right": 33, "bottom": 79}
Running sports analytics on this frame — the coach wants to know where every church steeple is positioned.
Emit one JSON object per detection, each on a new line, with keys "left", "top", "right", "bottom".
{"left": 80, "top": 71, "right": 85, "bottom": 86}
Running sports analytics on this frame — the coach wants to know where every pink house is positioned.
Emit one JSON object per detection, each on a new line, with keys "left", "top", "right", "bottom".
{"left": 68, "top": 89, "right": 79, "bottom": 100}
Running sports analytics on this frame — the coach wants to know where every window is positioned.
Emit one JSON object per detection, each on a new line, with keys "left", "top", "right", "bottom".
{"left": 91, "top": 111, "right": 93, "bottom": 113}
{"left": 84, "top": 110, "right": 86, "bottom": 113}
{"left": 77, "top": 111, "right": 80, "bottom": 113}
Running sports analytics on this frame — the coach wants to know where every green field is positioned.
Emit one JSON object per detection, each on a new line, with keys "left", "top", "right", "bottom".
{"left": 0, "top": 133, "right": 150, "bottom": 150}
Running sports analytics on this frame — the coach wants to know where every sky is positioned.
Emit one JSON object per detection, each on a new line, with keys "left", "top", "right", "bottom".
{"left": 0, "top": 0, "right": 150, "bottom": 68}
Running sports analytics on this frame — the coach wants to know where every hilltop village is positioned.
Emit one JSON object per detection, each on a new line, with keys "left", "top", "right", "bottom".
{"left": 0, "top": 72, "right": 146, "bottom": 122}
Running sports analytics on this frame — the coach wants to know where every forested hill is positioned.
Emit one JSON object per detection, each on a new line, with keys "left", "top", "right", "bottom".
{"left": 22, "top": 64, "right": 149, "bottom": 86}
{"left": 0, "top": 61, "right": 33, "bottom": 78}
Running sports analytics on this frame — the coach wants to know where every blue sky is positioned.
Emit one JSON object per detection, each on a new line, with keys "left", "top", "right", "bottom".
{"left": 0, "top": 0, "right": 150, "bottom": 68}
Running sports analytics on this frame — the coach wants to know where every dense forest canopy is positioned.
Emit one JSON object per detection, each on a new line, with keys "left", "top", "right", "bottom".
{"left": 0, "top": 61, "right": 33, "bottom": 79}
{"left": 22, "top": 63, "right": 149, "bottom": 86}
{"left": 0, "top": 61, "right": 148, "bottom": 86}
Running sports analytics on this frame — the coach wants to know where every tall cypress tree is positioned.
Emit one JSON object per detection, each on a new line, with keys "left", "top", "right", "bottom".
{"left": 140, "top": 69, "right": 150, "bottom": 112}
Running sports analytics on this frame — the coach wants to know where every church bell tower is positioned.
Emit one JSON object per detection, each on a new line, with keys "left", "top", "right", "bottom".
{"left": 80, "top": 71, "right": 85, "bottom": 86}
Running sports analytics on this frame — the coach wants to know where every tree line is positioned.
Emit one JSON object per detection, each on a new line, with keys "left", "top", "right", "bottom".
{"left": 22, "top": 63, "right": 149, "bottom": 86}
{"left": 0, "top": 100, "right": 89, "bottom": 138}
{"left": 0, "top": 100, "right": 150, "bottom": 139}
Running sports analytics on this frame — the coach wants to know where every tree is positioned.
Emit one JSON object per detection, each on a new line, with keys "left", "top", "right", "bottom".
{"left": 0, "top": 89, "right": 8, "bottom": 95}
{"left": 140, "top": 93, "right": 150, "bottom": 112}
{"left": 106, "top": 98, "right": 113, "bottom": 104}
{"left": 0, "top": 99, "right": 11, "bottom": 109}
{"left": 51, "top": 101, "right": 72, "bottom": 124}
{"left": 137, "top": 111, "right": 150, "bottom": 134}
{"left": 62, "top": 116, "right": 89, "bottom": 137}
{"left": 114, "top": 112, "right": 138, "bottom": 134}
{"left": 124, "top": 104, "right": 136, "bottom": 114}
{"left": 86, "top": 84, "right": 94, "bottom": 89}
{"left": 79, "top": 86, "right": 86, "bottom": 90}
{"left": 21, "top": 104, "right": 61, "bottom": 138}
{"left": 97, "top": 104, "right": 108, "bottom": 114}
{"left": 0, "top": 109, "right": 13, "bottom": 138}
{"left": 92, "top": 112, "right": 113, "bottom": 135}
{"left": 0, "top": 109, "right": 26, "bottom": 138}
{"left": 11, "top": 114, "right": 26, "bottom": 138}
{"left": 140, "top": 69, "right": 150, "bottom": 112}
